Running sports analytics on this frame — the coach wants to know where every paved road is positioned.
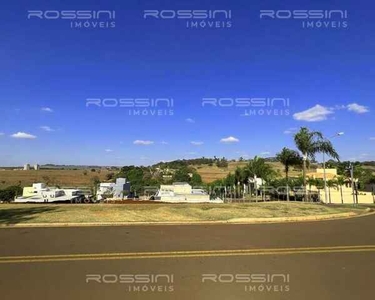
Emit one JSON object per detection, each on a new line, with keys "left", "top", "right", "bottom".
{"left": 1, "top": 214, "right": 375, "bottom": 300}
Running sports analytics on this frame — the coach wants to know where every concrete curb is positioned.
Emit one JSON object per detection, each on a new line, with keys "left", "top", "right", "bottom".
{"left": 1, "top": 211, "right": 374, "bottom": 228}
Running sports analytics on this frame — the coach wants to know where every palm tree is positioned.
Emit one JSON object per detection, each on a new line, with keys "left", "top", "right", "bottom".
{"left": 327, "top": 179, "right": 338, "bottom": 204}
{"left": 336, "top": 176, "right": 345, "bottom": 204}
{"left": 276, "top": 147, "right": 303, "bottom": 201}
{"left": 294, "top": 127, "right": 340, "bottom": 201}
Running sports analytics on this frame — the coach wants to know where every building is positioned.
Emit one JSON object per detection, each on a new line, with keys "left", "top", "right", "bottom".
{"left": 96, "top": 178, "right": 131, "bottom": 200}
{"left": 15, "top": 183, "right": 87, "bottom": 203}
{"left": 34, "top": 164, "right": 40, "bottom": 170}
{"left": 23, "top": 164, "right": 30, "bottom": 170}
{"left": 307, "top": 168, "right": 374, "bottom": 204}
{"left": 154, "top": 182, "right": 222, "bottom": 203}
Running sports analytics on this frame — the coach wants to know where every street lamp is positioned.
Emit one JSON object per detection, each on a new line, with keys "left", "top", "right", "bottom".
{"left": 323, "top": 132, "right": 344, "bottom": 204}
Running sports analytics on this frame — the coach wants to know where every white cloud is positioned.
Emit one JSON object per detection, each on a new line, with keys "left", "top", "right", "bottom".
{"left": 333, "top": 104, "right": 346, "bottom": 110}
{"left": 11, "top": 132, "right": 37, "bottom": 139}
{"left": 283, "top": 127, "right": 298, "bottom": 134}
{"left": 105, "top": 149, "right": 113, "bottom": 152}
{"left": 347, "top": 103, "right": 369, "bottom": 114}
{"left": 220, "top": 136, "right": 239, "bottom": 143}
{"left": 293, "top": 104, "right": 333, "bottom": 122}
{"left": 369, "top": 137, "right": 375, "bottom": 141}
{"left": 133, "top": 140, "right": 154, "bottom": 145}
{"left": 186, "top": 152, "right": 197, "bottom": 155}
{"left": 0, "top": 132, "right": 4, "bottom": 136}
{"left": 191, "top": 141, "right": 204, "bottom": 146}
{"left": 185, "top": 118, "right": 195, "bottom": 123}
{"left": 41, "top": 107, "right": 53, "bottom": 112}
{"left": 40, "top": 126, "right": 54, "bottom": 132}
{"left": 260, "top": 151, "right": 271, "bottom": 156}
{"left": 161, "top": 141, "right": 169, "bottom": 145}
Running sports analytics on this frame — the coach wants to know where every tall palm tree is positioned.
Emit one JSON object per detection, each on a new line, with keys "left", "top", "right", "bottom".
{"left": 276, "top": 147, "right": 303, "bottom": 201}
{"left": 294, "top": 127, "right": 340, "bottom": 201}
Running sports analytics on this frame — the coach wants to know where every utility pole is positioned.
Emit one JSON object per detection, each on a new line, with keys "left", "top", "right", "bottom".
{"left": 350, "top": 163, "right": 356, "bottom": 206}
{"left": 323, "top": 132, "right": 344, "bottom": 204}
{"left": 323, "top": 152, "right": 328, "bottom": 204}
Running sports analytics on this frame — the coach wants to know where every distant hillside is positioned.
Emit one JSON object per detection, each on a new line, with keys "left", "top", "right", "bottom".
{"left": 194, "top": 161, "right": 306, "bottom": 183}
{"left": 0, "top": 169, "right": 112, "bottom": 188}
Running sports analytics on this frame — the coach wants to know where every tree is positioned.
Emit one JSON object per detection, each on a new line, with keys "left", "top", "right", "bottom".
{"left": 224, "top": 173, "right": 236, "bottom": 200}
{"left": 105, "top": 172, "right": 115, "bottom": 181}
{"left": 234, "top": 167, "right": 243, "bottom": 198}
{"left": 173, "top": 167, "right": 190, "bottom": 182}
{"left": 0, "top": 185, "right": 23, "bottom": 202}
{"left": 294, "top": 127, "right": 339, "bottom": 201}
{"left": 190, "top": 173, "right": 203, "bottom": 187}
{"left": 276, "top": 147, "right": 303, "bottom": 201}
{"left": 327, "top": 179, "right": 338, "bottom": 204}
{"left": 216, "top": 157, "right": 228, "bottom": 168}
{"left": 246, "top": 156, "right": 276, "bottom": 201}
{"left": 90, "top": 176, "right": 101, "bottom": 198}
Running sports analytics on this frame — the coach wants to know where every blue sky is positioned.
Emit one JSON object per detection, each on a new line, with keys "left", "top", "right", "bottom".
{"left": 0, "top": 0, "right": 374, "bottom": 166}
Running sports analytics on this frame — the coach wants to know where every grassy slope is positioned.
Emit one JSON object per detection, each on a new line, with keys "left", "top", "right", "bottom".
{"left": 0, "top": 203, "right": 364, "bottom": 224}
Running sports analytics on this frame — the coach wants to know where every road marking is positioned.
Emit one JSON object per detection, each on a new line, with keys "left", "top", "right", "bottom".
{"left": 1, "top": 245, "right": 375, "bottom": 264}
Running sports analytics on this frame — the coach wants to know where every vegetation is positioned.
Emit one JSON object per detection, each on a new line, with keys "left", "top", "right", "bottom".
{"left": 0, "top": 186, "right": 23, "bottom": 202}
{"left": 326, "top": 160, "right": 375, "bottom": 189}
{"left": 276, "top": 148, "right": 303, "bottom": 201}
{"left": 294, "top": 127, "right": 339, "bottom": 201}
{"left": 116, "top": 165, "right": 203, "bottom": 194}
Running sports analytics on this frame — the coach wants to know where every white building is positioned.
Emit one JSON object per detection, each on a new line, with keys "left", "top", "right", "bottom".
{"left": 96, "top": 178, "right": 131, "bottom": 200}
{"left": 154, "top": 182, "right": 222, "bottom": 203}
{"left": 23, "top": 164, "right": 30, "bottom": 170}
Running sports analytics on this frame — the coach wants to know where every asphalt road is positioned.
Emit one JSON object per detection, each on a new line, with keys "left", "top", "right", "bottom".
{"left": 1, "top": 214, "right": 375, "bottom": 300}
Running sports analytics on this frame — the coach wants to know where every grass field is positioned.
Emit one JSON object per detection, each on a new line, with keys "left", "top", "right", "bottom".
{"left": 0, "top": 202, "right": 365, "bottom": 225}
{"left": 0, "top": 162, "right": 305, "bottom": 188}
{"left": 0, "top": 169, "right": 112, "bottom": 189}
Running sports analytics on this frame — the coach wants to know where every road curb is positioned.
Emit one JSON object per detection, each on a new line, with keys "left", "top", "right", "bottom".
{"left": 1, "top": 211, "right": 374, "bottom": 228}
